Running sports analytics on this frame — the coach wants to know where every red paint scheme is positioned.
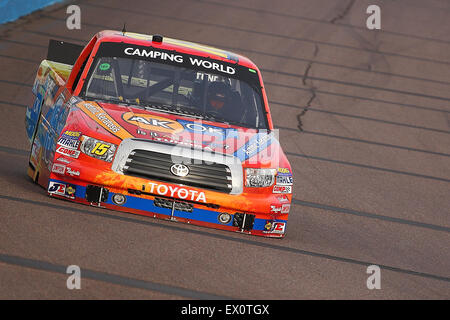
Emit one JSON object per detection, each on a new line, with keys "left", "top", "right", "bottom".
{"left": 27, "top": 30, "right": 293, "bottom": 237}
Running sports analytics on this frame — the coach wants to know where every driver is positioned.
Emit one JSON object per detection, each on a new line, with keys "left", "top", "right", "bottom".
{"left": 206, "top": 81, "right": 241, "bottom": 122}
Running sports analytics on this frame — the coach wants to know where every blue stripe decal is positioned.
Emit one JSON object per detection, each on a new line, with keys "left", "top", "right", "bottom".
{"left": 48, "top": 179, "right": 286, "bottom": 231}
{"left": 234, "top": 132, "right": 274, "bottom": 161}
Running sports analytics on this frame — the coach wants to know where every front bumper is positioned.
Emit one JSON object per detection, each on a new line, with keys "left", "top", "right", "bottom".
{"left": 47, "top": 176, "right": 289, "bottom": 238}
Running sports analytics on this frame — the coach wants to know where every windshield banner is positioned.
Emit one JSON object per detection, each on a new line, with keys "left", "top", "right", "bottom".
{"left": 94, "top": 42, "right": 261, "bottom": 88}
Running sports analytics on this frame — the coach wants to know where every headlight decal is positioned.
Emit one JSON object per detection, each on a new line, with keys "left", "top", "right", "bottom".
{"left": 80, "top": 136, "right": 117, "bottom": 162}
{"left": 245, "top": 168, "right": 276, "bottom": 187}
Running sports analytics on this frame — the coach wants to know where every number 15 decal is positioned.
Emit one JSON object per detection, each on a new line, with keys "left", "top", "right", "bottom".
{"left": 91, "top": 143, "right": 111, "bottom": 156}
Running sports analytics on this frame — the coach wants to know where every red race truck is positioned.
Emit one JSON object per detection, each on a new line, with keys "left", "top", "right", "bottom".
{"left": 25, "top": 30, "right": 293, "bottom": 237}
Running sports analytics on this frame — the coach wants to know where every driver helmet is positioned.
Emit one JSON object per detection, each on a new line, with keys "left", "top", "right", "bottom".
{"left": 207, "top": 81, "right": 230, "bottom": 110}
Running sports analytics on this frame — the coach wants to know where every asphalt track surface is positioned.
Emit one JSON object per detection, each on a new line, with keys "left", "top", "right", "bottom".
{"left": 0, "top": 0, "right": 449, "bottom": 299}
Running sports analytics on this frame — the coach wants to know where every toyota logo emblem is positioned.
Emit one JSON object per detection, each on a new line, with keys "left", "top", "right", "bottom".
{"left": 170, "top": 164, "right": 190, "bottom": 177}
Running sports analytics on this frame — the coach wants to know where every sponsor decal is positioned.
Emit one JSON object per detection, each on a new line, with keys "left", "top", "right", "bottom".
{"left": 97, "top": 113, "right": 120, "bottom": 132}
{"left": 277, "top": 168, "right": 292, "bottom": 176}
{"left": 122, "top": 33, "right": 232, "bottom": 59}
{"left": 97, "top": 42, "right": 259, "bottom": 93}
{"left": 281, "top": 203, "right": 291, "bottom": 214}
{"left": 65, "top": 185, "right": 76, "bottom": 199}
{"left": 82, "top": 103, "right": 120, "bottom": 132}
{"left": 276, "top": 175, "right": 293, "bottom": 185}
{"left": 270, "top": 204, "right": 282, "bottom": 214}
{"left": 66, "top": 167, "right": 80, "bottom": 177}
{"left": 272, "top": 185, "right": 292, "bottom": 194}
{"left": 124, "top": 47, "right": 184, "bottom": 63}
{"left": 264, "top": 221, "right": 272, "bottom": 231}
{"left": 49, "top": 182, "right": 76, "bottom": 199}
{"left": 99, "top": 63, "right": 111, "bottom": 71}
{"left": 51, "top": 163, "right": 66, "bottom": 175}
{"left": 235, "top": 132, "right": 274, "bottom": 161}
{"left": 244, "top": 134, "right": 272, "bottom": 156}
{"left": 48, "top": 181, "right": 66, "bottom": 196}
{"left": 124, "top": 47, "right": 235, "bottom": 75}
{"left": 189, "top": 57, "right": 235, "bottom": 75}
{"left": 61, "top": 130, "right": 81, "bottom": 140}
{"left": 270, "top": 203, "right": 290, "bottom": 214}
{"left": 122, "top": 112, "right": 184, "bottom": 133}
{"left": 147, "top": 182, "right": 206, "bottom": 203}
{"left": 56, "top": 157, "right": 71, "bottom": 164}
{"left": 57, "top": 137, "right": 80, "bottom": 150}
{"left": 56, "top": 145, "right": 80, "bottom": 158}
{"left": 178, "top": 120, "right": 239, "bottom": 140}
{"left": 77, "top": 102, "right": 133, "bottom": 140}
{"left": 263, "top": 221, "right": 286, "bottom": 234}
{"left": 276, "top": 195, "right": 290, "bottom": 203}
{"left": 181, "top": 121, "right": 223, "bottom": 135}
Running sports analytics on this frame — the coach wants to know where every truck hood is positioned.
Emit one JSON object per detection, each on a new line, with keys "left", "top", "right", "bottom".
{"left": 74, "top": 100, "right": 279, "bottom": 163}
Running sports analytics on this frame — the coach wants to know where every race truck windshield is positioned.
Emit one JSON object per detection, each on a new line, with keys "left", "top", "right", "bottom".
{"left": 81, "top": 42, "right": 268, "bottom": 129}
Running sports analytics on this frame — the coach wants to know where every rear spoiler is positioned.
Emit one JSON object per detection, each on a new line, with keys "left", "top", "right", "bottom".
{"left": 46, "top": 39, "right": 85, "bottom": 65}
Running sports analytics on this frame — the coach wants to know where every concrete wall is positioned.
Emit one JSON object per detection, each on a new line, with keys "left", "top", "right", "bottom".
{"left": 0, "top": 0, "right": 64, "bottom": 24}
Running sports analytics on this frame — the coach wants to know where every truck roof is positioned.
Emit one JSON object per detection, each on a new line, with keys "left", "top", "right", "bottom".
{"left": 95, "top": 30, "right": 258, "bottom": 70}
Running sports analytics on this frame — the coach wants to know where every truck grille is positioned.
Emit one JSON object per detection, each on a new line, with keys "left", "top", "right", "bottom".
{"left": 123, "top": 149, "right": 233, "bottom": 193}
{"left": 153, "top": 197, "right": 194, "bottom": 213}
